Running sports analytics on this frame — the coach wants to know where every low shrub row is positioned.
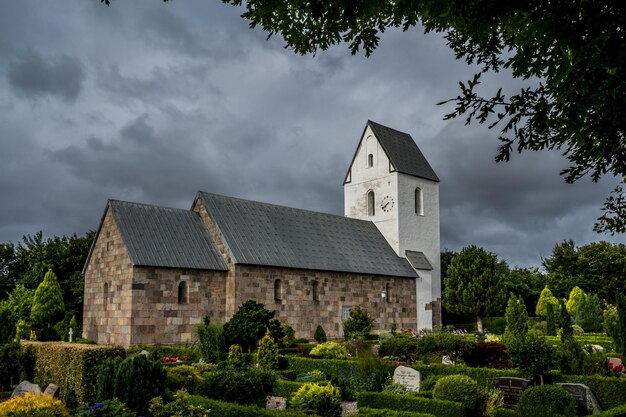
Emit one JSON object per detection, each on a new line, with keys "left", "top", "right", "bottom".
{"left": 379, "top": 334, "right": 473, "bottom": 364}
{"left": 597, "top": 403, "right": 626, "bottom": 417}
{"left": 356, "top": 391, "right": 465, "bottom": 417}
{"left": 273, "top": 380, "right": 306, "bottom": 399}
{"left": 187, "top": 395, "right": 313, "bottom": 417}
{"left": 411, "top": 364, "right": 521, "bottom": 389}
{"left": 356, "top": 406, "right": 436, "bottom": 417}
{"left": 284, "top": 356, "right": 355, "bottom": 380}
{"left": 199, "top": 368, "right": 276, "bottom": 407}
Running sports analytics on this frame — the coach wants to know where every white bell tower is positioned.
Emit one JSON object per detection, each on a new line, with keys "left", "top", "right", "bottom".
{"left": 344, "top": 121, "right": 441, "bottom": 329}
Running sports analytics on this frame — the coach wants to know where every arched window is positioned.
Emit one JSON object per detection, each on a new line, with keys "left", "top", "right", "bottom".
{"left": 312, "top": 280, "right": 319, "bottom": 302}
{"left": 367, "top": 153, "right": 373, "bottom": 168}
{"left": 367, "top": 190, "right": 375, "bottom": 216}
{"left": 178, "top": 281, "right": 188, "bottom": 304}
{"left": 274, "top": 279, "right": 282, "bottom": 301}
{"left": 103, "top": 283, "right": 109, "bottom": 311}
{"left": 385, "top": 283, "right": 391, "bottom": 303}
{"left": 415, "top": 187, "right": 423, "bottom": 215}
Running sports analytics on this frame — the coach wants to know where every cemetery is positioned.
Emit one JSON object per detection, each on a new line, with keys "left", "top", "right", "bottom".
{"left": 1, "top": 294, "right": 626, "bottom": 417}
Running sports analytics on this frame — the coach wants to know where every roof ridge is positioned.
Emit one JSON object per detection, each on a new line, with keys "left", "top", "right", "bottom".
{"left": 109, "top": 199, "right": 191, "bottom": 213}
{"left": 367, "top": 120, "right": 411, "bottom": 137}
{"left": 197, "top": 191, "right": 374, "bottom": 225}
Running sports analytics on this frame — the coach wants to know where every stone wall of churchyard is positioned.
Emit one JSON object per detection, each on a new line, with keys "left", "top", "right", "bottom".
{"left": 233, "top": 264, "right": 418, "bottom": 339}
{"left": 129, "top": 266, "right": 228, "bottom": 345}
{"left": 83, "top": 208, "right": 134, "bottom": 346}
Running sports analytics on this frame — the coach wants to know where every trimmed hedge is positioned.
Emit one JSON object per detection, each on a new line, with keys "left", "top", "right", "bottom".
{"left": 356, "top": 391, "right": 465, "bottom": 417}
{"left": 274, "top": 380, "right": 306, "bottom": 398}
{"left": 597, "top": 403, "right": 626, "bottom": 417}
{"left": 21, "top": 341, "right": 125, "bottom": 409}
{"left": 198, "top": 368, "right": 276, "bottom": 407}
{"left": 285, "top": 356, "right": 355, "bottom": 379}
{"left": 517, "top": 385, "right": 577, "bottom": 417}
{"left": 357, "top": 407, "right": 436, "bottom": 417}
{"left": 491, "top": 409, "right": 518, "bottom": 417}
{"left": 187, "top": 395, "right": 313, "bottom": 417}
{"left": 411, "top": 364, "right": 521, "bottom": 389}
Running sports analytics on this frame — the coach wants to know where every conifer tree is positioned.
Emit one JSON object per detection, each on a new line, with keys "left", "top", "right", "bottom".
{"left": 535, "top": 286, "right": 559, "bottom": 317}
{"left": 257, "top": 329, "right": 279, "bottom": 370}
{"left": 566, "top": 286, "right": 586, "bottom": 316}
{"left": 504, "top": 294, "right": 529, "bottom": 342}
{"left": 30, "top": 269, "right": 65, "bottom": 328}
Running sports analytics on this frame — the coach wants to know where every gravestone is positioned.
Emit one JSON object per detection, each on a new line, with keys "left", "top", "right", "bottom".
{"left": 266, "top": 396, "right": 286, "bottom": 410}
{"left": 557, "top": 383, "right": 602, "bottom": 415}
{"left": 11, "top": 380, "right": 42, "bottom": 398}
{"left": 44, "top": 383, "right": 60, "bottom": 398}
{"left": 441, "top": 355, "right": 455, "bottom": 365}
{"left": 392, "top": 365, "right": 421, "bottom": 392}
{"left": 493, "top": 377, "right": 530, "bottom": 407}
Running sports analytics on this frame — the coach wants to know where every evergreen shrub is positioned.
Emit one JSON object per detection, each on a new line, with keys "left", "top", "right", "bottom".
{"left": 517, "top": 385, "right": 577, "bottom": 417}
{"left": 149, "top": 390, "right": 209, "bottom": 417}
{"left": 290, "top": 382, "right": 342, "bottom": 417}
{"left": 314, "top": 324, "right": 328, "bottom": 343}
{"left": 310, "top": 341, "right": 351, "bottom": 359}
{"left": 21, "top": 341, "right": 125, "bottom": 409}
{"left": 462, "top": 341, "right": 511, "bottom": 369}
{"left": 166, "top": 364, "right": 202, "bottom": 392}
{"left": 257, "top": 329, "right": 279, "bottom": 370}
{"left": 342, "top": 305, "right": 374, "bottom": 339}
{"left": 198, "top": 368, "right": 277, "bottom": 407}
{"left": 0, "top": 342, "right": 25, "bottom": 391}
{"left": 432, "top": 374, "right": 486, "bottom": 417}
{"left": 0, "top": 392, "right": 70, "bottom": 417}
{"left": 96, "top": 354, "right": 166, "bottom": 416}
{"left": 196, "top": 323, "right": 225, "bottom": 363}
{"left": 76, "top": 399, "right": 138, "bottom": 417}
{"left": 356, "top": 391, "right": 464, "bottom": 417}
{"left": 273, "top": 380, "right": 306, "bottom": 398}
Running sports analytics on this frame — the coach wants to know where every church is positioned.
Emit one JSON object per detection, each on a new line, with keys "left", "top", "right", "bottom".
{"left": 82, "top": 121, "right": 441, "bottom": 346}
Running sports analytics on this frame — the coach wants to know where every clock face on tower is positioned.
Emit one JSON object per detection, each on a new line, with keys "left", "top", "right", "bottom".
{"left": 380, "top": 195, "right": 395, "bottom": 212}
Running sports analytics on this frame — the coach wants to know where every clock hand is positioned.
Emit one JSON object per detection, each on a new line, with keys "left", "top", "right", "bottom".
{"left": 382, "top": 202, "right": 390, "bottom": 209}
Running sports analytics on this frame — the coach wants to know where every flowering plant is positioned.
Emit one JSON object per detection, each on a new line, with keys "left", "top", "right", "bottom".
{"left": 608, "top": 361, "right": 626, "bottom": 376}
{"left": 162, "top": 355, "right": 190, "bottom": 363}
{"left": 76, "top": 399, "right": 138, "bottom": 417}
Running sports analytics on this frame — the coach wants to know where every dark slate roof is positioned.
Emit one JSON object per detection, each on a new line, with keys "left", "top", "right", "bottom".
{"left": 405, "top": 250, "right": 433, "bottom": 271}
{"left": 197, "top": 192, "right": 417, "bottom": 278}
{"left": 367, "top": 120, "right": 439, "bottom": 182}
{"left": 109, "top": 200, "right": 228, "bottom": 271}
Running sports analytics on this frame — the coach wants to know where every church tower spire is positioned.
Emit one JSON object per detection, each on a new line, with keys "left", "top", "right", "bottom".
{"left": 344, "top": 120, "right": 441, "bottom": 329}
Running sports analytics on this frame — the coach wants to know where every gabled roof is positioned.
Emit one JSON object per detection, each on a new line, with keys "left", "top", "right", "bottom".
{"left": 345, "top": 120, "right": 439, "bottom": 183}
{"left": 107, "top": 200, "right": 228, "bottom": 271}
{"left": 196, "top": 192, "right": 418, "bottom": 278}
{"left": 405, "top": 250, "right": 433, "bottom": 271}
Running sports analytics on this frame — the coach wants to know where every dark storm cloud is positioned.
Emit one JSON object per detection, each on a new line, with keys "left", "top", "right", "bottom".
{"left": 7, "top": 50, "right": 85, "bottom": 102}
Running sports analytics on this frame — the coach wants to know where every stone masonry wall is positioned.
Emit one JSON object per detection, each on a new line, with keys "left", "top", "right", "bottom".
{"left": 233, "top": 264, "right": 417, "bottom": 339}
{"left": 129, "top": 266, "right": 227, "bottom": 345}
{"left": 82, "top": 208, "right": 133, "bottom": 346}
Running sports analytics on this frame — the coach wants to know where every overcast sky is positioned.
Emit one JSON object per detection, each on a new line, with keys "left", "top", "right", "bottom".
{"left": 0, "top": 1, "right": 623, "bottom": 269}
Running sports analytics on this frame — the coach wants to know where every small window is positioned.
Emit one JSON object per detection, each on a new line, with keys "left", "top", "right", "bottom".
{"left": 106, "top": 241, "right": 113, "bottom": 251}
{"left": 103, "top": 283, "right": 109, "bottom": 311}
{"left": 312, "top": 280, "right": 319, "bottom": 302}
{"left": 367, "top": 190, "right": 375, "bottom": 216}
{"left": 367, "top": 153, "right": 373, "bottom": 168}
{"left": 385, "top": 283, "right": 391, "bottom": 303}
{"left": 178, "top": 281, "right": 188, "bottom": 304}
{"left": 341, "top": 306, "right": 351, "bottom": 321}
{"left": 274, "top": 279, "right": 282, "bottom": 301}
{"left": 415, "top": 188, "right": 423, "bottom": 215}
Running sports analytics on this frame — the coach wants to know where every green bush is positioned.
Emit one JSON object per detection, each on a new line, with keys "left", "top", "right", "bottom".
{"left": 96, "top": 354, "right": 166, "bottom": 416}
{"left": 597, "top": 403, "right": 626, "bottom": 416}
{"left": 0, "top": 342, "right": 25, "bottom": 391}
{"left": 411, "top": 364, "right": 521, "bottom": 390}
{"left": 290, "top": 382, "right": 342, "bottom": 417}
{"left": 257, "top": 329, "right": 280, "bottom": 370}
{"left": 356, "top": 391, "right": 464, "bottom": 417}
{"left": 432, "top": 375, "right": 485, "bottom": 417}
{"left": 357, "top": 407, "right": 436, "bottom": 417}
{"left": 149, "top": 390, "right": 210, "bottom": 417}
{"left": 343, "top": 305, "right": 374, "bottom": 339}
{"left": 187, "top": 395, "right": 311, "bottom": 417}
{"left": 315, "top": 325, "right": 328, "bottom": 343}
{"left": 196, "top": 322, "right": 225, "bottom": 363}
{"left": 335, "top": 350, "right": 393, "bottom": 400}
{"left": 507, "top": 330, "right": 557, "bottom": 383}
{"left": 21, "top": 341, "right": 126, "bottom": 409}
{"left": 286, "top": 356, "right": 355, "bottom": 380}
{"left": 0, "top": 303, "right": 17, "bottom": 345}
{"left": 517, "top": 385, "right": 577, "bottom": 417}
{"left": 295, "top": 370, "right": 325, "bottom": 382}
{"left": 310, "top": 341, "right": 351, "bottom": 359}
{"left": 223, "top": 300, "right": 283, "bottom": 352}
{"left": 379, "top": 333, "right": 472, "bottom": 363}
{"left": 273, "top": 380, "right": 306, "bottom": 398}
{"left": 166, "top": 364, "right": 203, "bottom": 392}
{"left": 125, "top": 344, "right": 198, "bottom": 362}
{"left": 198, "top": 368, "right": 276, "bottom": 407}
{"left": 228, "top": 343, "right": 245, "bottom": 368}
{"left": 491, "top": 409, "right": 517, "bottom": 417}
